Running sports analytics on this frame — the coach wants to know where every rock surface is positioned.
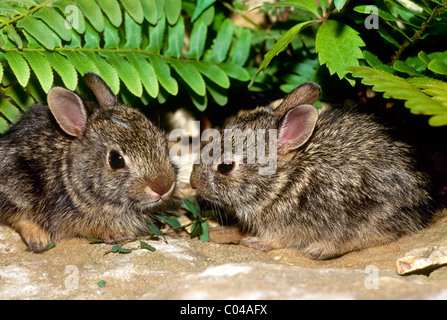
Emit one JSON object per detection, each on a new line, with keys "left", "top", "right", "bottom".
{"left": 397, "top": 246, "right": 447, "bottom": 275}
{"left": 1, "top": 214, "right": 447, "bottom": 300}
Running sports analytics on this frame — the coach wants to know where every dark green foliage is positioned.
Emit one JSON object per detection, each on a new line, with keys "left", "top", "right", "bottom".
{"left": 0, "top": 0, "right": 255, "bottom": 132}
{"left": 182, "top": 196, "right": 209, "bottom": 242}
{"left": 1, "top": 0, "right": 446, "bottom": 135}
{"left": 253, "top": 0, "right": 447, "bottom": 125}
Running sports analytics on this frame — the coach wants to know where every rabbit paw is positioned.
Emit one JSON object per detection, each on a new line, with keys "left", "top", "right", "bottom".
{"left": 13, "top": 218, "right": 51, "bottom": 253}
{"left": 240, "top": 237, "right": 274, "bottom": 252}
{"left": 303, "top": 242, "right": 343, "bottom": 260}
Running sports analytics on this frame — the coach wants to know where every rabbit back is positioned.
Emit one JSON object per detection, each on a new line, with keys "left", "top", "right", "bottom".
{"left": 191, "top": 83, "right": 436, "bottom": 259}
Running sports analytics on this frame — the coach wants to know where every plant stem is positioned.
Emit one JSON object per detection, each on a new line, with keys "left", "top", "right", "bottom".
{"left": 390, "top": 3, "right": 447, "bottom": 64}
{"left": 0, "top": 0, "right": 56, "bottom": 28}
{"left": 222, "top": 2, "right": 260, "bottom": 29}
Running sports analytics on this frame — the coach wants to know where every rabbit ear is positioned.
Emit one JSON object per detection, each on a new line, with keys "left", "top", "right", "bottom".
{"left": 47, "top": 87, "right": 88, "bottom": 137}
{"left": 83, "top": 72, "right": 117, "bottom": 107}
{"left": 275, "top": 82, "right": 321, "bottom": 118}
{"left": 277, "top": 104, "right": 318, "bottom": 156}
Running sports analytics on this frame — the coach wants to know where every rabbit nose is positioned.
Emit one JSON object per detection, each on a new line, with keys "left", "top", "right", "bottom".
{"left": 147, "top": 175, "right": 175, "bottom": 197}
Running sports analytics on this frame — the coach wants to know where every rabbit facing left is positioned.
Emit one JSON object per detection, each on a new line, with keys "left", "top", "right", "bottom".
{"left": 0, "top": 73, "right": 177, "bottom": 252}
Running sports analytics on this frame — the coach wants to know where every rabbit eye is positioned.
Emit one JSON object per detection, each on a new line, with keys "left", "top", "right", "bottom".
{"left": 217, "top": 161, "right": 235, "bottom": 175}
{"left": 109, "top": 151, "right": 125, "bottom": 169}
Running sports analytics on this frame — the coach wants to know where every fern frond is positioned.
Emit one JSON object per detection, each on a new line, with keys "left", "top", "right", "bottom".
{"left": 0, "top": 0, "right": 255, "bottom": 127}
{"left": 347, "top": 66, "right": 447, "bottom": 126}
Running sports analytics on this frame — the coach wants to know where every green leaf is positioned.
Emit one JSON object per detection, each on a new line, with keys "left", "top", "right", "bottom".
{"left": 155, "top": 214, "right": 181, "bottom": 228}
{"left": 124, "top": 52, "right": 159, "bottom": 98}
{"left": 363, "top": 50, "right": 383, "bottom": 67}
{"left": 206, "top": 18, "right": 233, "bottom": 63}
{"left": 82, "top": 51, "right": 120, "bottom": 94}
{"left": 120, "top": 0, "right": 144, "bottom": 24}
{"left": 185, "top": 20, "right": 207, "bottom": 59}
{"left": 189, "top": 87, "right": 208, "bottom": 111}
{"left": 22, "top": 51, "right": 53, "bottom": 93}
{"left": 206, "top": 83, "right": 228, "bottom": 106}
{"left": 165, "top": 0, "right": 181, "bottom": 25}
{"left": 393, "top": 60, "right": 420, "bottom": 76}
{"left": 199, "top": 222, "right": 209, "bottom": 242}
{"left": 354, "top": 5, "right": 401, "bottom": 22}
{"left": 51, "top": 0, "right": 86, "bottom": 34}
{"left": 146, "top": 12, "right": 166, "bottom": 53}
{"left": 191, "top": 0, "right": 215, "bottom": 22}
{"left": 219, "top": 63, "right": 249, "bottom": 82}
{"left": 347, "top": 66, "right": 447, "bottom": 126}
{"left": 250, "top": 20, "right": 316, "bottom": 87}
{"left": 428, "top": 113, "right": 447, "bottom": 126}
{"left": 97, "top": 280, "right": 106, "bottom": 288}
{"left": 315, "top": 20, "right": 365, "bottom": 86}
{"left": 83, "top": 23, "right": 100, "bottom": 49}
{"left": 189, "top": 220, "right": 209, "bottom": 241}
{"left": 2, "top": 82, "right": 34, "bottom": 111}
{"left": 140, "top": 241, "right": 156, "bottom": 252}
{"left": 124, "top": 12, "right": 142, "bottom": 49}
{"left": 164, "top": 15, "right": 185, "bottom": 58}
{"left": 119, "top": 247, "right": 132, "bottom": 253}
{"left": 98, "top": 0, "right": 122, "bottom": 27}
{"left": 193, "top": 61, "right": 230, "bottom": 88}
{"left": 428, "top": 59, "right": 447, "bottom": 76}
{"left": 16, "top": 16, "right": 55, "bottom": 50}
{"left": 0, "top": 98, "right": 21, "bottom": 123}
{"left": 77, "top": 0, "right": 105, "bottom": 32}
{"left": 377, "top": 27, "right": 400, "bottom": 48}
{"left": 169, "top": 60, "right": 206, "bottom": 96}
{"left": 0, "top": 116, "right": 9, "bottom": 134}
{"left": 111, "top": 244, "right": 131, "bottom": 253}
{"left": 334, "top": 0, "right": 347, "bottom": 10}
{"left": 166, "top": 218, "right": 181, "bottom": 228}
{"left": 148, "top": 222, "right": 161, "bottom": 236}
{"left": 140, "top": 0, "right": 158, "bottom": 24}
{"left": 147, "top": 217, "right": 168, "bottom": 242}
{"left": 60, "top": 51, "right": 100, "bottom": 77}
{"left": 182, "top": 197, "right": 202, "bottom": 220}
{"left": 418, "top": 51, "right": 431, "bottom": 65}
{"left": 34, "top": 6, "right": 72, "bottom": 42}
{"left": 4, "top": 25, "right": 22, "bottom": 49}
{"left": 103, "top": 19, "right": 120, "bottom": 49}
{"left": 190, "top": 220, "right": 201, "bottom": 238}
{"left": 148, "top": 54, "right": 178, "bottom": 95}
{"left": 230, "top": 28, "right": 252, "bottom": 66}
{"left": 42, "top": 52, "right": 77, "bottom": 91}
{"left": 100, "top": 52, "right": 143, "bottom": 97}
{"left": 4, "top": 51, "right": 30, "bottom": 87}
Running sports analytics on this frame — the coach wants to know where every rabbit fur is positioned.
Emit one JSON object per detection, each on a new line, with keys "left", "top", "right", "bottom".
{"left": 0, "top": 73, "right": 177, "bottom": 252}
{"left": 190, "top": 82, "right": 435, "bottom": 260}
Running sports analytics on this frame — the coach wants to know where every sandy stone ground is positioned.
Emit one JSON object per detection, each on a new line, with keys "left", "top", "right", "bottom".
{"left": 1, "top": 213, "right": 447, "bottom": 300}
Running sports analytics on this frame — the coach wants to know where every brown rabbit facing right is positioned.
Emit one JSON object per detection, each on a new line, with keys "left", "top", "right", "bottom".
{"left": 190, "top": 82, "right": 436, "bottom": 260}
{"left": 0, "top": 73, "right": 177, "bottom": 252}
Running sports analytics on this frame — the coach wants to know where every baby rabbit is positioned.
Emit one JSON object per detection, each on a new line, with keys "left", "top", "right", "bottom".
{"left": 190, "top": 82, "right": 435, "bottom": 260}
{"left": 0, "top": 73, "right": 177, "bottom": 252}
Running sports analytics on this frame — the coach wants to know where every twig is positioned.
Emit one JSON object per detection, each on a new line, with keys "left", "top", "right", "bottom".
{"left": 390, "top": 3, "right": 447, "bottom": 64}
